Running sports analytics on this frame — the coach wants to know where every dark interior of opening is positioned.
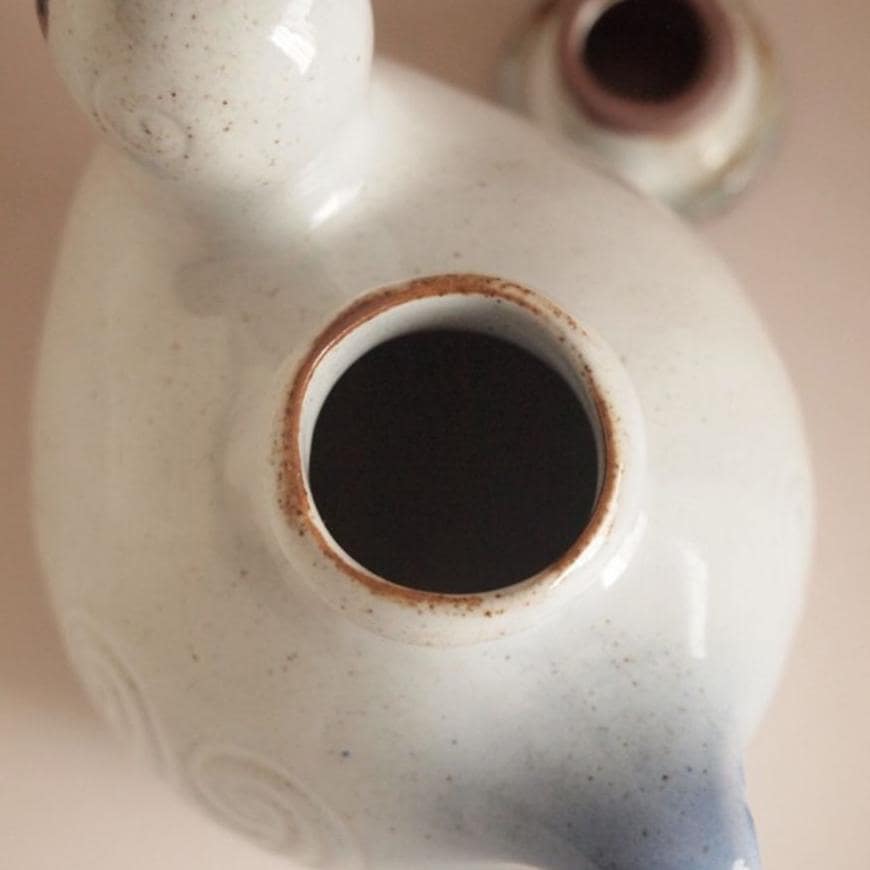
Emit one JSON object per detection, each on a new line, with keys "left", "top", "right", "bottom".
{"left": 308, "top": 329, "right": 600, "bottom": 595}
{"left": 582, "top": 0, "right": 709, "bottom": 103}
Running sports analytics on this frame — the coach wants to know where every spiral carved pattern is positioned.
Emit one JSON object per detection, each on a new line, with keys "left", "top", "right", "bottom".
{"left": 62, "top": 612, "right": 169, "bottom": 774}
{"left": 92, "top": 71, "right": 190, "bottom": 170}
{"left": 188, "top": 745, "right": 362, "bottom": 868}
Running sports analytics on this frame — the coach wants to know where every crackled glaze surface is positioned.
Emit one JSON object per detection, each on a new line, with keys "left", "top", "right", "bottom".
{"left": 34, "top": 2, "right": 811, "bottom": 867}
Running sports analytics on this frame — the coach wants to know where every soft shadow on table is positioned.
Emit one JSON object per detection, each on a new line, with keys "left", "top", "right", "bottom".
{"left": 0, "top": 5, "right": 95, "bottom": 723}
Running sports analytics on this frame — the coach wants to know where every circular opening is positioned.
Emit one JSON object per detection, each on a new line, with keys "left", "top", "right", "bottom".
{"left": 582, "top": 0, "right": 708, "bottom": 103}
{"left": 307, "top": 329, "right": 600, "bottom": 595}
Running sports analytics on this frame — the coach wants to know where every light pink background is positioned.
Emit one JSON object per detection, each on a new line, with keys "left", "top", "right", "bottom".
{"left": 2, "top": 1, "right": 868, "bottom": 867}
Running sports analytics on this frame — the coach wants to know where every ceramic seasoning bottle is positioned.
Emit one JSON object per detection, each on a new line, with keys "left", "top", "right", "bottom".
{"left": 35, "top": 2, "right": 811, "bottom": 867}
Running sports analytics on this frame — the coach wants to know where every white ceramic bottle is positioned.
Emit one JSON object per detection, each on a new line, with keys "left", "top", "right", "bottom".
{"left": 34, "top": 2, "right": 811, "bottom": 868}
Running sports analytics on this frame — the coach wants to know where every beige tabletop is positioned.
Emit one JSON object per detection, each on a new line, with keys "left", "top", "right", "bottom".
{"left": 2, "top": 1, "right": 868, "bottom": 867}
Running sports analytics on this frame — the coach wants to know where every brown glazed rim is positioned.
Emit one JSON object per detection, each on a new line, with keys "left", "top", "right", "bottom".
{"left": 276, "top": 274, "right": 622, "bottom": 613}
{"left": 559, "top": 0, "right": 738, "bottom": 135}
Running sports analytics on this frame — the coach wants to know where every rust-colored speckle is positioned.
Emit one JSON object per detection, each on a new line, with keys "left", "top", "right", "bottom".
{"left": 278, "top": 273, "right": 621, "bottom": 614}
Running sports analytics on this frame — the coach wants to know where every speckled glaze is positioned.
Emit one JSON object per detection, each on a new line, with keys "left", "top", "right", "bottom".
{"left": 34, "top": 3, "right": 811, "bottom": 868}
{"left": 498, "top": 0, "right": 784, "bottom": 218}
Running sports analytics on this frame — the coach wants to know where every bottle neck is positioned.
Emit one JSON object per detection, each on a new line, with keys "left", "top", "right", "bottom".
{"left": 268, "top": 274, "right": 647, "bottom": 646}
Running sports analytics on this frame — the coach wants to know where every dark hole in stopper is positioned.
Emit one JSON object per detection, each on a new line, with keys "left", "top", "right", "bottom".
{"left": 308, "top": 330, "right": 600, "bottom": 595}
{"left": 582, "top": 0, "right": 708, "bottom": 102}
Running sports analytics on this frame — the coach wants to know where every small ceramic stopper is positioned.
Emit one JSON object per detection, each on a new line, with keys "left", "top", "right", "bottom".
{"left": 498, "top": 0, "right": 784, "bottom": 218}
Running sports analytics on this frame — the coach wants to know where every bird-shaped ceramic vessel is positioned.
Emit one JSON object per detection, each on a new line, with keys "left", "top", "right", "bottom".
{"left": 34, "top": 2, "right": 812, "bottom": 868}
